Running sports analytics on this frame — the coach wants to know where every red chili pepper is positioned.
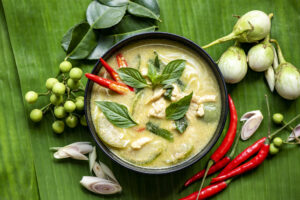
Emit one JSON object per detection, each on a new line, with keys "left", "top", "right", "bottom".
{"left": 217, "top": 137, "right": 266, "bottom": 177}
{"left": 179, "top": 180, "right": 231, "bottom": 200}
{"left": 211, "top": 95, "right": 238, "bottom": 162}
{"left": 182, "top": 156, "right": 230, "bottom": 190}
{"left": 194, "top": 95, "right": 237, "bottom": 197}
{"left": 211, "top": 139, "right": 270, "bottom": 183}
{"left": 85, "top": 73, "right": 129, "bottom": 94}
{"left": 116, "top": 53, "right": 128, "bottom": 68}
{"left": 99, "top": 58, "right": 121, "bottom": 82}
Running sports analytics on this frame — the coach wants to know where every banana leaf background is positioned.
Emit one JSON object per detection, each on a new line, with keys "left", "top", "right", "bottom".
{"left": 1, "top": 0, "right": 300, "bottom": 199}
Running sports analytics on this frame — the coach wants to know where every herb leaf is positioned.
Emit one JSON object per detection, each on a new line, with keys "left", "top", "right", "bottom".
{"left": 160, "top": 59, "right": 186, "bottom": 85}
{"left": 175, "top": 117, "right": 188, "bottom": 133}
{"left": 95, "top": 101, "right": 137, "bottom": 128}
{"left": 146, "top": 122, "right": 173, "bottom": 141}
{"left": 147, "top": 61, "right": 161, "bottom": 86}
{"left": 117, "top": 68, "right": 148, "bottom": 88}
{"left": 163, "top": 84, "right": 174, "bottom": 100}
{"left": 166, "top": 92, "right": 193, "bottom": 120}
{"left": 98, "top": 0, "right": 129, "bottom": 7}
{"left": 61, "top": 22, "right": 98, "bottom": 59}
{"left": 86, "top": 1, "right": 126, "bottom": 29}
{"left": 127, "top": 0, "right": 161, "bottom": 21}
{"left": 87, "top": 16, "right": 157, "bottom": 60}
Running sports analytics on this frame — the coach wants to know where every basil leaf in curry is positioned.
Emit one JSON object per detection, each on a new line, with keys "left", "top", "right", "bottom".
{"left": 163, "top": 84, "right": 174, "bottom": 100}
{"left": 117, "top": 67, "right": 148, "bottom": 88}
{"left": 95, "top": 101, "right": 137, "bottom": 128}
{"left": 175, "top": 117, "right": 188, "bottom": 133}
{"left": 146, "top": 121, "right": 174, "bottom": 141}
{"left": 86, "top": 1, "right": 126, "bottom": 29}
{"left": 165, "top": 92, "right": 193, "bottom": 120}
{"left": 160, "top": 59, "right": 186, "bottom": 85}
{"left": 147, "top": 61, "right": 161, "bottom": 86}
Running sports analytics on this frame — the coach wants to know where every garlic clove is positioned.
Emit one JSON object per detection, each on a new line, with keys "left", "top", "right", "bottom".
{"left": 93, "top": 162, "right": 106, "bottom": 179}
{"left": 240, "top": 110, "right": 263, "bottom": 121}
{"left": 62, "top": 148, "right": 88, "bottom": 160}
{"left": 89, "top": 147, "right": 97, "bottom": 172}
{"left": 53, "top": 149, "right": 70, "bottom": 159}
{"left": 100, "top": 162, "right": 119, "bottom": 184}
{"left": 241, "top": 110, "right": 263, "bottom": 140}
{"left": 288, "top": 124, "right": 300, "bottom": 142}
{"left": 80, "top": 176, "right": 122, "bottom": 195}
{"left": 265, "top": 66, "right": 275, "bottom": 92}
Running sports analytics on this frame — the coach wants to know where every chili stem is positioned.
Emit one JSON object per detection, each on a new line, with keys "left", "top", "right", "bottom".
{"left": 265, "top": 94, "right": 271, "bottom": 138}
{"left": 269, "top": 114, "right": 300, "bottom": 138}
{"left": 196, "top": 160, "right": 214, "bottom": 200}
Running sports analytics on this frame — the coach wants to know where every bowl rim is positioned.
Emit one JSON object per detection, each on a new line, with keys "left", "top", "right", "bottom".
{"left": 84, "top": 32, "right": 228, "bottom": 174}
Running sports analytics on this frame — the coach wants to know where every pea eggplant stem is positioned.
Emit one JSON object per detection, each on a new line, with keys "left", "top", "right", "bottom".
{"left": 195, "top": 95, "right": 237, "bottom": 200}
{"left": 180, "top": 129, "right": 240, "bottom": 191}
{"left": 269, "top": 114, "right": 300, "bottom": 138}
{"left": 179, "top": 179, "right": 232, "bottom": 200}
{"left": 85, "top": 73, "right": 129, "bottom": 95}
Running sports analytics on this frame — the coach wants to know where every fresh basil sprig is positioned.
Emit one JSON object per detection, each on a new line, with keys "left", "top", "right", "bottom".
{"left": 146, "top": 121, "right": 173, "bottom": 141}
{"left": 117, "top": 67, "right": 149, "bottom": 88}
{"left": 95, "top": 101, "right": 137, "bottom": 128}
{"left": 147, "top": 58, "right": 186, "bottom": 87}
{"left": 147, "top": 61, "right": 161, "bottom": 86}
{"left": 165, "top": 92, "right": 193, "bottom": 120}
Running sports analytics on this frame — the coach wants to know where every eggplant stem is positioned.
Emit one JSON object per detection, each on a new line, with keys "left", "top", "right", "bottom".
{"left": 270, "top": 39, "right": 286, "bottom": 64}
{"left": 269, "top": 13, "right": 274, "bottom": 20}
{"left": 202, "top": 32, "right": 238, "bottom": 49}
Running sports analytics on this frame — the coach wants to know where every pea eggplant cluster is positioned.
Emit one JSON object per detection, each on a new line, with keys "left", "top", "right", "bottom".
{"left": 24, "top": 61, "right": 86, "bottom": 134}
{"left": 204, "top": 10, "right": 300, "bottom": 100}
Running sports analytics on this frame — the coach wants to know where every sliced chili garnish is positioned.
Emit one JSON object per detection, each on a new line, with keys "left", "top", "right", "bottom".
{"left": 116, "top": 53, "right": 128, "bottom": 68}
{"left": 211, "top": 139, "right": 270, "bottom": 183}
{"left": 217, "top": 137, "right": 267, "bottom": 177}
{"left": 85, "top": 73, "right": 129, "bottom": 95}
{"left": 179, "top": 180, "right": 231, "bottom": 200}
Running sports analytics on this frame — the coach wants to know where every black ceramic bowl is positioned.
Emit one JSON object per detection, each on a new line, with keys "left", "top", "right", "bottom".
{"left": 84, "top": 32, "right": 228, "bottom": 174}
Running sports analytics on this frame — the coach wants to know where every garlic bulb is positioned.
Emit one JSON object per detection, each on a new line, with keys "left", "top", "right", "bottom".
{"left": 80, "top": 176, "right": 122, "bottom": 195}
{"left": 218, "top": 46, "right": 248, "bottom": 84}
{"left": 240, "top": 110, "right": 263, "bottom": 140}
{"left": 248, "top": 38, "right": 274, "bottom": 72}
{"left": 203, "top": 10, "right": 272, "bottom": 48}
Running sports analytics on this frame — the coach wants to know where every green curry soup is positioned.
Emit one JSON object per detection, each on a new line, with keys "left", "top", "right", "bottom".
{"left": 90, "top": 39, "right": 221, "bottom": 168}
